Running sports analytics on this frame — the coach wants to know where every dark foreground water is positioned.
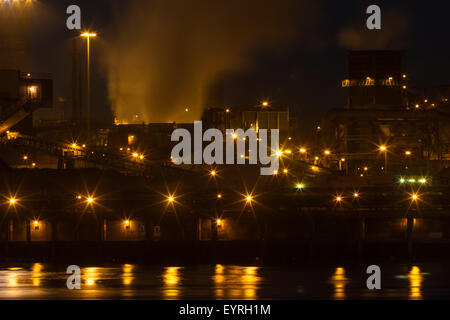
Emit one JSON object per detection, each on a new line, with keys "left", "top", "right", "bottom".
{"left": 1, "top": 262, "right": 450, "bottom": 299}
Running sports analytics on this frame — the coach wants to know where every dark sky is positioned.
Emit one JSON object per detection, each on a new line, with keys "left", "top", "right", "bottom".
{"left": 31, "top": 0, "right": 450, "bottom": 129}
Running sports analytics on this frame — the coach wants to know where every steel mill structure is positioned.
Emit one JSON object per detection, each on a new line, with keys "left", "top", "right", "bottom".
{"left": 1, "top": 4, "right": 450, "bottom": 262}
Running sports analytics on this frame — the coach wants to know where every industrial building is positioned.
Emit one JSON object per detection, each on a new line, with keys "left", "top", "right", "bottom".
{"left": 322, "top": 50, "right": 450, "bottom": 177}
{"left": 1, "top": 18, "right": 450, "bottom": 264}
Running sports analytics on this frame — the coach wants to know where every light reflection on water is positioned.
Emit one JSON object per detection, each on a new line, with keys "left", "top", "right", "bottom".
{"left": 213, "top": 265, "right": 261, "bottom": 300}
{"left": 163, "top": 267, "right": 182, "bottom": 299}
{"left": 329, "top": 267, "right": 349, "bottom": 300}
{"left": 408, "top": 266, "right": 423, "bottom": 300}
{"left": 0, "top": 262, "right": 445, "bottom": 300}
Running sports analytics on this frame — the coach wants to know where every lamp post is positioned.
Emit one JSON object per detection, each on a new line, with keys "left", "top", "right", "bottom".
{"left": 379, "top": 146, "right": 388, "bottom": 174}
{"left": 81, "top": 32, "right": 97, "bottom": 143}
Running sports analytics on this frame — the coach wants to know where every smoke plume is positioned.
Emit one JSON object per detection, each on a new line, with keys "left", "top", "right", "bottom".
{"left": 104, "top": 0, "right": 316, "bottom": 124}
{"left": 337, "top": 9, "right": 409, "bottom": 51}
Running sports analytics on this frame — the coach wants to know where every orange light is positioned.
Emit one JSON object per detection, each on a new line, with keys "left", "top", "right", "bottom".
{"left": 299, "top": 148, "right": 307, "bottom": 153}
{"left": 283, "top": 169, "right": 288, "bottom": 174}
{"left": 262, "top": 101, "right": 269, "bottom": 107}
{"left": 217, "top": 194, "right": 222, "bottom": 199}
{"left": 87, "top": 197, "right": 94, "bottom": 204}
{"left": 405, "top": 151, "right": 412, "bottom": 156}
{"left": 412, "top": 194, "right": 419, "bottom": 201}
{"left": 353, "top": 193, "right": 359, "bottom": 198}
{"left": 324, "top": 150, "right": 331, "bottom": 155}
{"left": 379, "top": 146, "right": 387, "bottom": 152}
{"left": 81, "top": 32, "right": 97, "bottom": 38}
{"left": 168, "top": 196, "right": 174, "bottom": 202}
{"left": 335, "top": 196, "right": 342, "bottom": 202}
{"left": 246, "top": 195, "right": 252, "bottom": 202}
{"left": 9, "top": 198, "right": 16, "bottom": 205}
{"left": 210, "top": 170, "right": 216, "bottom": 176}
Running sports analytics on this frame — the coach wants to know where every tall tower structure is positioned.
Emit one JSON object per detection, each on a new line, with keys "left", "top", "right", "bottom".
{"left": 0, "top": 0, "right": 32, "bottom": 72}
{"left": 343, "top": 51, "right": 406, "bottom": 109}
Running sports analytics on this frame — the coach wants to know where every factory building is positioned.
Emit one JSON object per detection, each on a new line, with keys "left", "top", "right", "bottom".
{"left": 343, "top": 50, "right": 406, "bottom": 109}
{"left": 0, "top": 1, "right": 52, "bottom": 134}
{"left": 202, "top": 105, "right": 291, "bottom": 142}
{"left": 323, "top": 50, "right": 450, "bottom": 176}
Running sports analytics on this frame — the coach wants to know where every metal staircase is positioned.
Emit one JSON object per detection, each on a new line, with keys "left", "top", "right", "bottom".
{"left": 0, "top": 98, "right": 41, "bottom": 135}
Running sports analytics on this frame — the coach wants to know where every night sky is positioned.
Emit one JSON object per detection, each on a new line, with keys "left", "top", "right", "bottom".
{"left": 31, "top": 0, "right": 450, "bottom": 130}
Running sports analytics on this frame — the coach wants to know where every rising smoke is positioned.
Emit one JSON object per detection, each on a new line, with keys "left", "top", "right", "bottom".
{"left": 337, "top": 9, "right": 409, "bottom": 51}
{"left": 104, "top": 0, "right": 317, "bottom": 124}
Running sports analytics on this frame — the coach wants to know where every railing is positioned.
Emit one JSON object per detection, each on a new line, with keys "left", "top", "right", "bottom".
{"left": 0, "top": 134, "right": 197, "bottom": 178}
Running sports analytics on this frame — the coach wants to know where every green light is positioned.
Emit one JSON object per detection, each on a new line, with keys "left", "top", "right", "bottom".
{"left": 399, "top": 178, "right": 405, "bottom": 183}
{"left": 419, "top": 178, "right": 427, "bottom": 184}
{"left": 408, "top": 179, "right": 416, "bottom": 183}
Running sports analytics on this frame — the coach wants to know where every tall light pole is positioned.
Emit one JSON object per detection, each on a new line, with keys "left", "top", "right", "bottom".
{"left": 379, "top": 145, "right": 388, "bottom": 174}
{"left": 81, "top": 32, "right": 97, "bottom": 143}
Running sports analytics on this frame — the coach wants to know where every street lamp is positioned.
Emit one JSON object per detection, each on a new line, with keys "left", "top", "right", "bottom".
{"left": 81, "top": 32, "right": 97, "bottom": 143}
{"left": 379, "top": 145, "right": 388, "bottom": 174}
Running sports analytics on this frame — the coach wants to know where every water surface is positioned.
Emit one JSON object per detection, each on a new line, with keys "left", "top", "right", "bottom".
{"left": 1, "top": 262, "right": 449, "bottom": 299}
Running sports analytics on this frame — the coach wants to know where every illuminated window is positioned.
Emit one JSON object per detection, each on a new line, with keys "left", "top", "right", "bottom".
{"left": 27, "top": 86, "right": 39, "bottom": 99}
{"left": 128, "top": 135, "right": 136, "bottom": 145}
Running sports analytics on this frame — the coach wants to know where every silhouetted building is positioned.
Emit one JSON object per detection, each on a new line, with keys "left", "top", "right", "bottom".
{"left": 343, "top": 50, "right": 406, "bottom": 109}
{"left": 0, "top": 1, "right": 31, "bottom": 72}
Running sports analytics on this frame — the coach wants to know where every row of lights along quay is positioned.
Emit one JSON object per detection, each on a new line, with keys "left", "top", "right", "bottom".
{"left": 1, "top": 11, "right": 450, "bottom": 262}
